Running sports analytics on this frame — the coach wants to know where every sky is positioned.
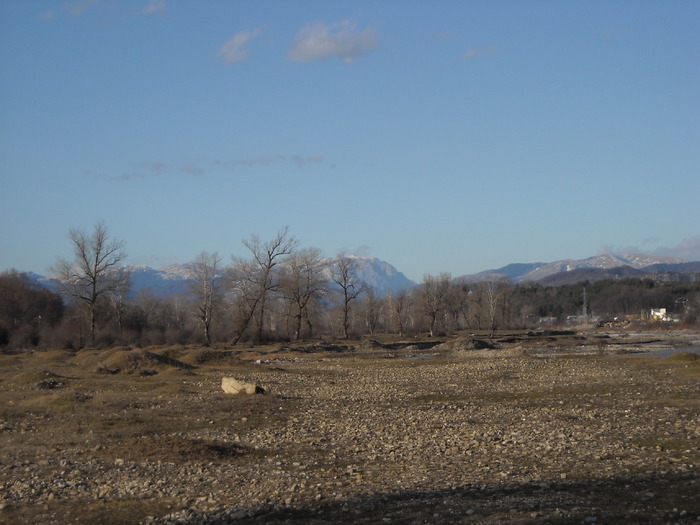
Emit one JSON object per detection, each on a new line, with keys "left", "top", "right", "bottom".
{"left": 1, "top": 0, "right": 699, "bottom": 283}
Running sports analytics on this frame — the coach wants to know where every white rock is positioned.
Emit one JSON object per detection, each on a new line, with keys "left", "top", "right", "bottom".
{"left": 221, "top": 377, "right": 262, "bottom": 395}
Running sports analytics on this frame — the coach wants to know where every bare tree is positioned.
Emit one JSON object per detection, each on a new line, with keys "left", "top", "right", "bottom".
{"left": 467, "top": 283, "right": 484, "bottom": 330}
{"left": 109, "top": 270, "right": 132, "bottom": 339}
{"left": 451, "top": 280, "right": 474, "bottom": 331}
{"left": 331, "top": 253, "right": 365, "bottom": 339}
{"left": 191, "top": 251, "right": 223, "bottom": 346}
{"left": 0, "top": 270, "right": 64, "bottom": 348}
{"left": 280, "top": 247, "right": 328, "bottom": 341}
{"left": 388, "top": 288, "right": 411, "bottom": 337}
{"left": 228, "top": 258, "right": 261, "bottom": 345}
{"left": 483, "top": 278, "right": 510, "bottom": 338}
{"left": 419, "top": 272, "right": 452, "bottom": 337}
{"left": 362, "top": 288, "right": 382, "bottom": 336}
{"left": 53, "top": 220, "right": 128, "bottom": 347}
{"left": 232, "top": 227, "right": 299, "bottom": 343}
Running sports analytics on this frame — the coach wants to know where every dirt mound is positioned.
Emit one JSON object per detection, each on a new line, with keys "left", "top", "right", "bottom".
{"left": 99, "top": 349, "right": 195, "bottom": 375}
{"left": 107, "top": 434, "right": 249, "bottom": 463}
{"left": 437, "top": 337, "right": 497, "bottom": 352}
{"left": 180, "top": 348, "right": 235, "bottom": 365}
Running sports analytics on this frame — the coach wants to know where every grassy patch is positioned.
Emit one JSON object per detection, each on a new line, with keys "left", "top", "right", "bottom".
{"left": 666, "top": 352, "right": 699, "bottom": 362}
{"left": 631, "top": 437, "right": 697, "bottom": 453}
{"left": 104, "top": 434, "right": 251, "bottom": 463}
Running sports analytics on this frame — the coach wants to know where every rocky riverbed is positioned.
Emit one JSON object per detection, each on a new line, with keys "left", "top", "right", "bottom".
{"left": 1, "top": 331, "right": 698, "bottom": 523}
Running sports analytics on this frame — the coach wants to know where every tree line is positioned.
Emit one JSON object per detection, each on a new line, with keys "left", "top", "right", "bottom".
{"left": 2, "top": 221, "right": 699, "bottom": 350}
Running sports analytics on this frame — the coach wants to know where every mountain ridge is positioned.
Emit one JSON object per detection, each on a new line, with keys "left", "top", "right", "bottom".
{"left": 459, "top": 253, "right": 690, "bottom": 284}
{"left": 29, "top": 256, "right": 415, "bottom": 298}
{"left": 23, "top": 253, "right": 700, "bottom": 297}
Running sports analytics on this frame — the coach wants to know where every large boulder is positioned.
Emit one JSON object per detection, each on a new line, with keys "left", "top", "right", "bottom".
{"left": 221, "top": 377, "right": 264, "bottom": 395}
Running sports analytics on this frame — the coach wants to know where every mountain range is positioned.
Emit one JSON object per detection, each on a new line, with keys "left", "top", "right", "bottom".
{"left": 29, "top": 256, "right": 416, "bottom": 298}
{"left": 459, "top": 254, "right": 700, "bottom": 285}
{"left": 26, "top": 253, "right": 699, "bottom": 298}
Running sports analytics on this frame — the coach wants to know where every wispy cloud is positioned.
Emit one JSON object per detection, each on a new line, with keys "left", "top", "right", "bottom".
{"left": 291, "top": 154, "right": 324, "bottom": 167}
{"left": 64, "top": 0, "right": 98, "bottom": 16}
{"left": 238, "top": 154, "right": 285, "bottom": 167}
{"left": 102, "top": 154, "right": 325, "bottom": 182}
{"left": 110, "top": 172, "right": 146, "bottom": 182}
{"left": 432, "top": 32, "right": 453, "bottom": 40}
{"left": 142, "top": 0, "right": 166, "bottom": 15}
{"left": 219, "top": 28, "right": 262, "bottom": 64}
{"left": 182, "top": 164, "right": 204, "bottom": 176}
{"left": 236, "top": 154, "right": 324, "bottom": 169}
{"left": 288, "top": 21, "right": 378, "bottom": 63}
{"left": 139, "top": 161, "right": 169, "bottom": 173}
{"left": 653, "top": 236, "right": 700, "bottom": 261}
{"left": 598, "top": 236, "right": 700, "bottom": 262}
{"left": 463, "top": 45, "right": 497, "bottom": 61}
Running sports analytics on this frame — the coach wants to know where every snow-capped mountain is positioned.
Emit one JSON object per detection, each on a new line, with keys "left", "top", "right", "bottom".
{"left": 460, "top": 254, "right": 689, "bottom": 284}
{"left": 26, "top": 256, "right": 415, "bottom": 299}
{"left": 122, "top": 265, "right": 197, "bottom": 298}
{"left": 518, "top": 254, "right": 686, "bottom": 282}
{"left": 323, "top": 255, "right": 416, "bottom": 296}
{"left": 117, "top": 256, "right": 415, "bottom": 298}
{"left": 23, "top": 252, "right": 698, "bottom": 298}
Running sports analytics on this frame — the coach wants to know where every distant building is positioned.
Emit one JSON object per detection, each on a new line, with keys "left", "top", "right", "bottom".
{"left": 644, "top": 307, "right": 680, "bottom": 323}
{"left": 654, "top": 272, "right": 700, "bottom": 284}
{"left": 649, "top": 308, "right": 669, "bottom": 322}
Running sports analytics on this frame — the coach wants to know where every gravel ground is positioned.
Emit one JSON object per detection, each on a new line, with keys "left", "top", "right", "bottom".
{"left": 1, "top": 331, "right": 698, "bottom": 524}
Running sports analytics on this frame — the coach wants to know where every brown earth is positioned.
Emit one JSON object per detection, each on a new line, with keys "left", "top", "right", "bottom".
{"left": 0, "top": 330, "right": 698, "bottom": 524}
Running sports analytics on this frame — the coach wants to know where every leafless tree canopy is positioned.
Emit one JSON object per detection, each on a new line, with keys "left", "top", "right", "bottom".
{"left": 191, "top": 251, "right": 222, "bottom": 346}
{"left": 9, "top": 221, "right": 698, "bottom": 351}
{"left": 52, "top": 220, "right": 129, "bottom": 347}
{"left": 230, "top": 227, "right": 299, "bottom": 344}
{"left": 332, "top": 253, "right": 366, "bottom": 339}
{"left": 280, "top": 247, "right": 328, "bottom": 341}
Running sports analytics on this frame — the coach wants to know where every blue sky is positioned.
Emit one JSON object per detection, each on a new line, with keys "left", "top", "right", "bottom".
{"left": 1, "top": 0, "right": 699, "bottom": 282}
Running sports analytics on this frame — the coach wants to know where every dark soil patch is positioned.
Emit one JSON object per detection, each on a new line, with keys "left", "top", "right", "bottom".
{"left": 107, "top": 434, "right": 249, "bottom": 463}
{"left": 277, "top": 343, "right": 356, "bottom": 354}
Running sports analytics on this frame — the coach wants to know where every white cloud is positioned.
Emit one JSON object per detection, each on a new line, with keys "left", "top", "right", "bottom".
{"left": 288, "top": 21, "right": 378, "bottom": 63}
{"left": 142, "top": 0, "right": 166, "bottom": 15}
{"left": 219, "top": 29, "right": 262, "bottom": 64}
